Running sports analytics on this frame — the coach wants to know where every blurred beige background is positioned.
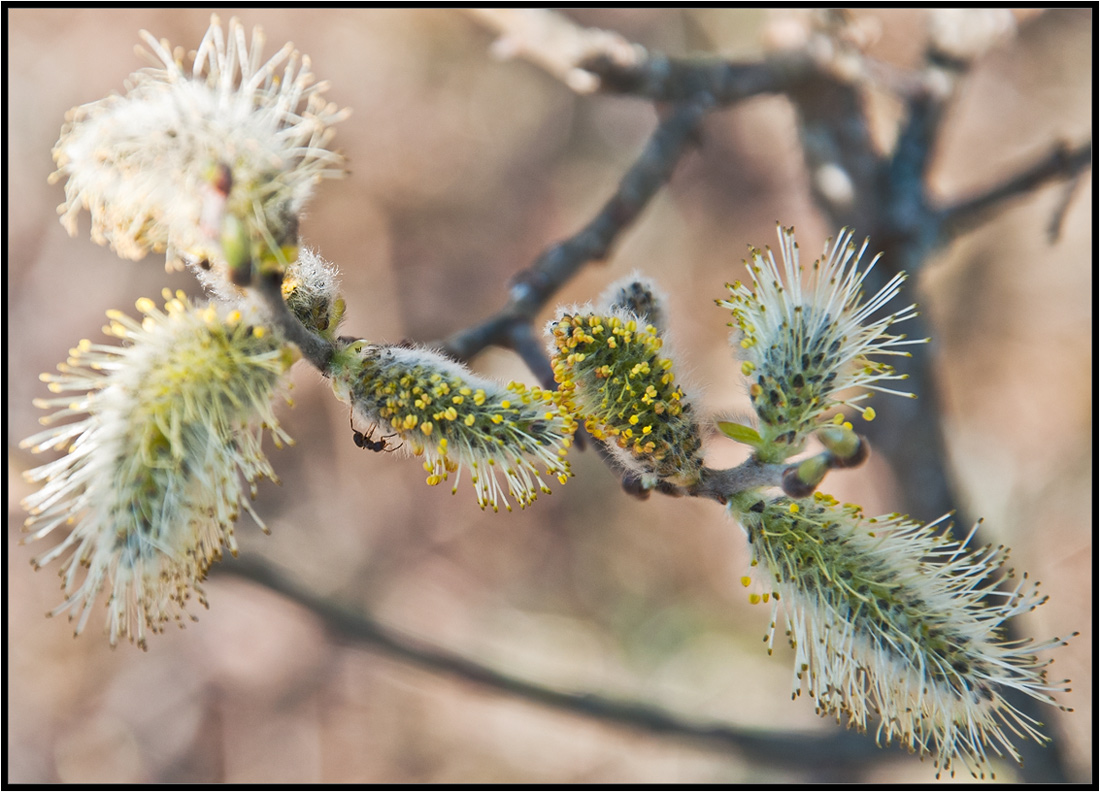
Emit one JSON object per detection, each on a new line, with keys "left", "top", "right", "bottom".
{"left": 6, "top": 8, "right": 1092, "bottom": 784}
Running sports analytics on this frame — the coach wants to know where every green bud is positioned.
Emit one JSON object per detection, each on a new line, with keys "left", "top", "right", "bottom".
{"left": 781, "top": 453, "right": 830, "bottom": 497}
{"left": 817, "top": 424, "right": 869, "bottom": 468}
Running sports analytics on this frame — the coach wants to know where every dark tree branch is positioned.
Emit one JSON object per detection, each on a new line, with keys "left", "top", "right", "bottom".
{"left": 440, "top": 100, "right": 710, "bottom": 364}
{"left": 937, "top": 140, "right": 1093, "bottom": 242}
{"left": 579, "top": 51, "right": 816, "bottom": 104}
{"left": 218, "top": 555, "right": 902, "bottom": 773}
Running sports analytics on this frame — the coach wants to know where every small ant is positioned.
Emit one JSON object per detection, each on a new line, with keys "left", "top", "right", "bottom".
{"left": 350, "top": 415, "right": 401, "bottom": 453}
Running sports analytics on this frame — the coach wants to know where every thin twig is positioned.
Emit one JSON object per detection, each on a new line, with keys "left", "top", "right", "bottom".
{"left": 466, "top": 9, "right": 643, "bottom": 94}
{"left": 579, "top": 51, "right": 816, "bottom": 104}
{"left": 217, "top": 554, "right": 900, "bottom": 772}
{"left": 937, "top": 140, "right": 1093, "bottom": 241}
{"left": 440, "top": 100, "right": 709, "bottom": 363}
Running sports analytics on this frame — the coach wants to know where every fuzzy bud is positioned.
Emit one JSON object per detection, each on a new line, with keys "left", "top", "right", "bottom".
{"left": 599, "top": 273, "right": 669, "bottom": 333}
{"left": 781, "top": 454, "right": 831, "bottom": 498}
{"left": 279, "top": 249, "right": 346, "bottom": 339}
{"left": 816, "top": 422, "right": 869, "bottom": 468}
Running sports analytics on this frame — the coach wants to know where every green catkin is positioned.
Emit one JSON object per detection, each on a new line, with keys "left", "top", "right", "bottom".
{"left": 731, "top": 491, "right": 1074, "bottom": 780}
{"left": 718, "top": 225, "right": 923, "bottom": 462}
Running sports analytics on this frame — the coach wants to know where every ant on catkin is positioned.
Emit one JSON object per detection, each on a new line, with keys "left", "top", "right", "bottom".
{"left": 350, "top": 414, "right": 400, "bottom": 453}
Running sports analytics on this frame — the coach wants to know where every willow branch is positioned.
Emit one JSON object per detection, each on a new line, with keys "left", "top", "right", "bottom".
{"left": 937, "top": 140, "right": 1093, "bottom": 242}
{"left": 442, "top": 12, "right": 1079, "bottom": 782}
{"left": 579, "top": 51, "right": 817, "bottom": 104}
{"left": 218, "top": 555, "right": 898, "bottom": 771}
{"left": 440, "top": 100, "right": 709, "bottom": 363}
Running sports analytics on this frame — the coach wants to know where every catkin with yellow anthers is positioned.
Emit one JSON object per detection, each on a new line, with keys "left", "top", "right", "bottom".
{"left": 548, "top": 310, "right": 702, "bottom": 486}
{"left": 729, "top": 492, "right": 1073, "bottom": 780}
{"left": 331, "top": 340, "right": 575, "bottom": 513}
{"left": 20, "top": 293, "right": 295, "bottom": 649}
{"left": 718, "top": 225, "right": 925, "bottom": 462}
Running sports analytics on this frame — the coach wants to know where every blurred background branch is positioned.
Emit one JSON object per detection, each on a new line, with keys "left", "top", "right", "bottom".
{"left": 220, "top": 555, "right": 900, "bottom": 775}
{"left": 440, "top": 98, "right": 710, "bottom": 383}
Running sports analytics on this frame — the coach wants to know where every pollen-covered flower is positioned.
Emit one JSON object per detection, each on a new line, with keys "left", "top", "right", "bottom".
{"left": 718, "top": 225, "right": 923, "bottom": 461}
{"left": 331, "top": 341, "right": 575, "bottom": 512}
{"left": 50, "top": 14, "right": 348, "bottom": 276}
{"left": 549, "top": 308, "right": 702, "bottom": 486}
{"left": 20, "top": 292, "right": 295, "bottom": 648}
{"left": 732, "top": 492, "right": 1073, "bottom": 779}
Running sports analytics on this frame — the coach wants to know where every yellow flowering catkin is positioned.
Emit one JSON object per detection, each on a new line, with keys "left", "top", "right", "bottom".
{"left": 549, "top": 310, "right": 702, "bottom": 486}
{"left": 20, "top": 292, "right": 295, "bottom": 648}
{"left": 331, "top": 340, "right": 575, "bottom": 512}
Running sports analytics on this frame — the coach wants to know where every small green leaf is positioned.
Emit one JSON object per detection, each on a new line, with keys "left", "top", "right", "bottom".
{"left": 717, "top": 421, "right": 762, "bottom": 446}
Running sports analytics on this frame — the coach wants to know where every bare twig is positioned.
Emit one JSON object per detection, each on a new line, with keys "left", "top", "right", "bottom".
{"left": 440, "top": 100, "right": 710, "bottom": 363}
{"left": 1046, "top": 168, "right": 1088, "bottom": 243}
{"left": 579, "top": 51, "right": 817, "bottom": 105}
{"left": 218, "top": 554, "right": 901, "bottom": 773}
{"left": 937, "top": 140, "right": 1093, "bottom": 241}
{"left": 466, "top": 9, "right": 643, "bottom": 94}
